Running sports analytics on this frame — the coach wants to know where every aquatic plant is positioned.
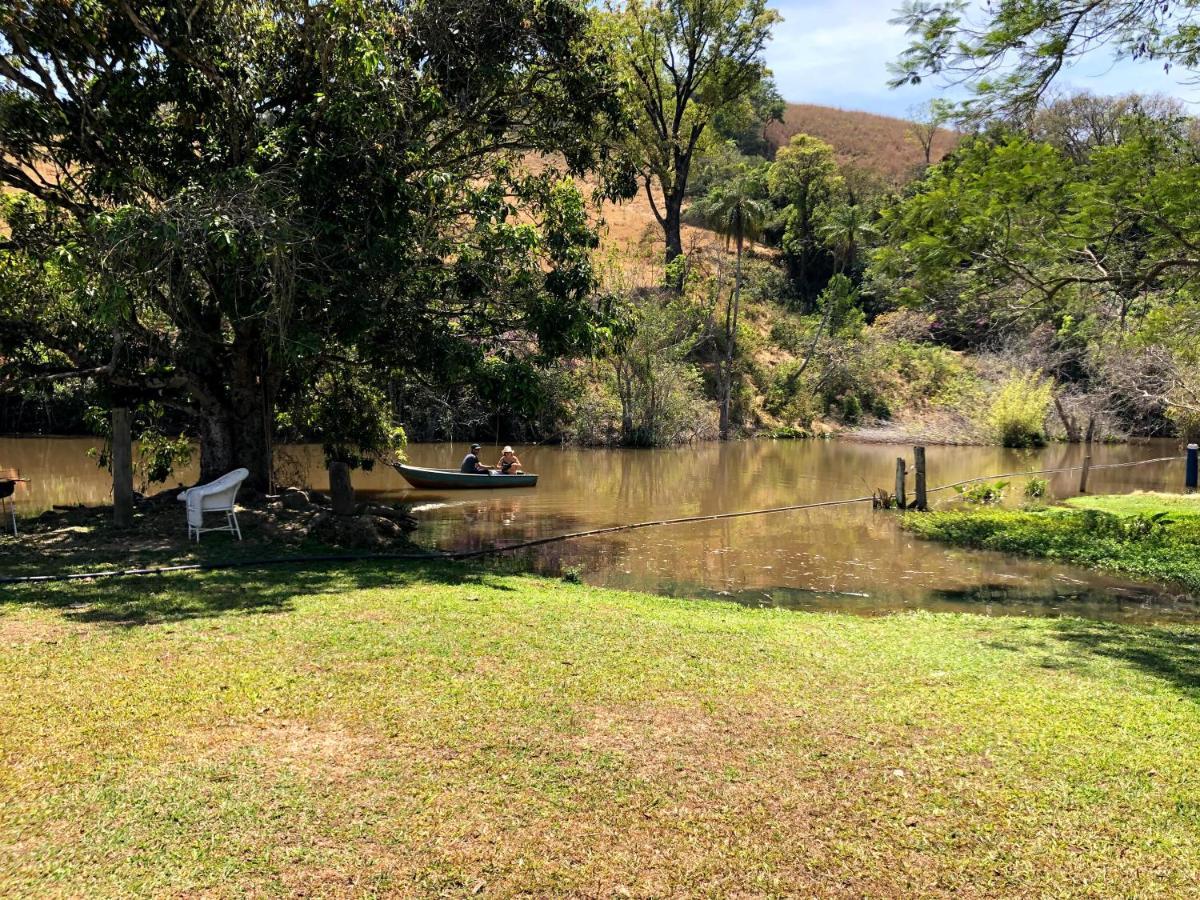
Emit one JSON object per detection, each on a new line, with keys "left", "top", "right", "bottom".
{"left": 953, "top": 480, "right": 1010, "bottom": 505}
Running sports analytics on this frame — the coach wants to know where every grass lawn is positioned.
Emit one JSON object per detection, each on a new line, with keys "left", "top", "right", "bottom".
{"left": 905, "top": 492, "right": 1200, "bottom": 593}
{"left": 1066, "top": 491, "right": 1200, "bottom": 519}
{"left": 1, "top": 561, "right": 1199, "bottom": 896}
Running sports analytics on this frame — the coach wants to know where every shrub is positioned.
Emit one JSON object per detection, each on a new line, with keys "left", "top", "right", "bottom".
{"left": 954, "top": 480, "right": 1010, "bottom": 504}
{"left": 840, "top": 394, "right": 863, "bottom": 424}
{"left": 987, "top": 372, "right": 1053, "bottom": 447}
{"left": 1024, "top": 477, "right": 1048, "bottom": 500}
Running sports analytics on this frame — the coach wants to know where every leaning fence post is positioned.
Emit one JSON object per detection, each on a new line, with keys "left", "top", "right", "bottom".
{"left": 895, "top": 458, "right": 907, "bottom": 510}
{"left": 914, "top": 446, "right": 927, "bottom": 511}
{"left": 1187, "top": 444, "right": 1198, "bottom": 490}
{"left": 1079, "top": 454, "right": 1092, "bottom": 494}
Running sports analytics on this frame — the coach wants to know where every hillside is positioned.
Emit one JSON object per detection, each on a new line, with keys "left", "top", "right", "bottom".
{"left": 766, "top": 103, "right": 957, "bottom": 184}
{"left": 595, "top": 103, "right": 958, "bottom": 257}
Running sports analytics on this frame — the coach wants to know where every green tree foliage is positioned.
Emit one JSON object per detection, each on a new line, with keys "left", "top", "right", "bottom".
{"left": 767, "top": 133, "right": 842, "bottom": 300}
{"left": 0, "top": 0, "right": 631, "bottom": 489}
{"left": 607, "top": 0, "right": 779, "bottom": 269}
{"left": 890, "top": 0, "right": 1200, "bottom": 118}
{"left": 713, "top": 77, "right": 786, "bottom": 157}
{"left": 873, "top": 112, "right": 1200, "bottom": 334}
{"left": 288, "top": 364, "right": 407, "bottom": 471}
{"left": 610, "top": 297, "right": 716, "bottom": 445}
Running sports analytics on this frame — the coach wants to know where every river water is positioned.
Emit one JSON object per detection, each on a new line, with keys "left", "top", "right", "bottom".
{"left": 2, "top": 436, "right": 1196, "bottom": 621}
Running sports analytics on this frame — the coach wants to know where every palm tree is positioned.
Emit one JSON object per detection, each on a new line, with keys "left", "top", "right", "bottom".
{"left": 699, "top": 179, "right": 769, "bottom": 439}
{"left": 817, "top": 202, "right": 876, "bottom": 275}
{"left": 795, "top": 204, "right": 877, "bottom": 378}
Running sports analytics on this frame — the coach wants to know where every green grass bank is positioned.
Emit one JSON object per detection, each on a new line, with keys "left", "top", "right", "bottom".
{"left": 905, "top": 492, "right": 1200, "bottom": 592}
{"left": 2, "top": 560, "right": 1199, "bottom": 896}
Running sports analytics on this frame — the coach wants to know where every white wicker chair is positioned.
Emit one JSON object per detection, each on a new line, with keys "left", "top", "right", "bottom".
{"left": 178, "top": 468, "right": 249, "bottom": 542}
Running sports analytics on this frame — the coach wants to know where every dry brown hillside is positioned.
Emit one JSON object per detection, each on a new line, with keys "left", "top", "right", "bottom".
{"left": 595, "top": 104, "right": 958, "bottom": 258}
{"left": 766, "top": 103, "right": 957, "bottom": 184}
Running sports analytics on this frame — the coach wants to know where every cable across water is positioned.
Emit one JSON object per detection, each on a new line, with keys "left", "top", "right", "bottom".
{"left": 0, "top": 453, "right": 1186, "bottom": 585}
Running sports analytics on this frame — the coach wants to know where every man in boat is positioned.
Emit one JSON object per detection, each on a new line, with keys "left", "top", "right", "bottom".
{"left": 496, "top": 446, "right": 523, "bottom": 474}
{"left": 460, "top": 444, "right": 491, "bottom": 474}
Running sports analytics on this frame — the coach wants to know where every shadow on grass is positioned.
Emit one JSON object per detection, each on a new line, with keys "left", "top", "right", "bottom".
{"left": 1051, "top": 618, "right": 1200, "bottom": 698}
{"left": 1, "top": 558, "right": 514, "bottom": 627}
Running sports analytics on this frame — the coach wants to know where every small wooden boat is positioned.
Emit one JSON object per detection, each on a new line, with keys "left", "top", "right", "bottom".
{"left": 393, "top": 463, "right": 538, "bottom": 490}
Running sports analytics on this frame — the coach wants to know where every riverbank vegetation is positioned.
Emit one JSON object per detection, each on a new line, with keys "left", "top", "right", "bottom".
{"left": 905, "top": 493, "right": 1200, "bottom": 592}
{"left": 4, "top": 561, "right": 1200, "bottom": 894}
{"left": 5, "top": 0, "right": 1200, "bottom": 523}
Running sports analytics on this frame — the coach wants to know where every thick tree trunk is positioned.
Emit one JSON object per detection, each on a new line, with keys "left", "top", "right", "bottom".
{"left": 195, "top": 336, "right": 275, "bottom": 493}
{"left": 664, "top": 191, "right": 685, "bottom": 289}
{"left": 198, "top": 409, "right": 235, "bottom": 485}
{"left": 111, "top": 406, "right": 134, "bottom": 528}
{"left": 329, "top": 461, "right": 355, "bottom": 516}
{"left": 228, "top": 337, "right": 274, "bottom": 493}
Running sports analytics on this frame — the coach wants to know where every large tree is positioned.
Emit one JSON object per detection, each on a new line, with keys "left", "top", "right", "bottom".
{"left": 608, "top": 0, "right": 778, "bottom": 269}
{"left": 767, "top": 133, "right": 842, "bottom": 300}
{"left": 870, "top": 117, "right": 1200, "bottom": 428}
{"left": 0, "top": 0, "right": 630, "bottom": 490}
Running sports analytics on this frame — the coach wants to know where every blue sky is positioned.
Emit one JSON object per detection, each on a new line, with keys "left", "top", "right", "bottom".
{"left": 765, "top": 0, "right": 1200, "bottom": 116}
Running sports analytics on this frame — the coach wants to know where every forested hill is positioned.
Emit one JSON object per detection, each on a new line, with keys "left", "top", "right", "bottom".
{"left": 767, "top": 103, "right": 957, "bottom": 181}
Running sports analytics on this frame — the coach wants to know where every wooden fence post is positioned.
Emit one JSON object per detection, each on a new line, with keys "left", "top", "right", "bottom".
{"left": 895, "top": 458, "right": 907, "bottom": 510}
{"left": 914, "top": 446, "right": 927, "bottom": 511}
{"left": 1079, "top": 455, "right": 1092, "bottom": 494}
{"left": 112, "top": 406, "right": 134, "bottom": 529}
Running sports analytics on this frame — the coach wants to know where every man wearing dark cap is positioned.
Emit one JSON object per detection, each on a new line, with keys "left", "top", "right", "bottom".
{"left": 460, "top": 444, "right": 489, "bottom": 474}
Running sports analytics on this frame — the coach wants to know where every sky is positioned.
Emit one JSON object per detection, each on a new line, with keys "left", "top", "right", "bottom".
{"left": 765, "top": 0, "right": 1200, "bottom": 117}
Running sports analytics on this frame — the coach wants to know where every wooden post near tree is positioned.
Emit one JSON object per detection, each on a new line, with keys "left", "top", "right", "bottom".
{"left": 1079, "top": 455, "right": 1092, "bottom": 494}
{"left": 111, "top": 406, "right": 134, "bottom": 529}
{"left": 895, "top": 458, "right": 907, "bottom": 510}
{"left": 913, "top": 446, "right": 927, "bottom": 511}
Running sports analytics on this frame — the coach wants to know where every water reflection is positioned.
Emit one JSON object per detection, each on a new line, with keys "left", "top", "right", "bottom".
{"left": 0, "top": 436, "right": 1192, "bottom": 622}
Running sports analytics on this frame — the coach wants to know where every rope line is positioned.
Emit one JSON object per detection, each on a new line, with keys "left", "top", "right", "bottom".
{"left": 0, "top": 453, "right": 1186, "bottom": 585}
{"left": 927, "top": 455, "right": 1184, "bottom": 495}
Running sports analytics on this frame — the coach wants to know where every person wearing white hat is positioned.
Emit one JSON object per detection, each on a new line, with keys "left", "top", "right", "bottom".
{"left": 496, "top": 446, "right": 523, "bottom": 475}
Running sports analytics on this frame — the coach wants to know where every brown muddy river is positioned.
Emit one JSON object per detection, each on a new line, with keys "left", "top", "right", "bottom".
{"left": 2, "top": 436, "right": 1197, "bottom": 622}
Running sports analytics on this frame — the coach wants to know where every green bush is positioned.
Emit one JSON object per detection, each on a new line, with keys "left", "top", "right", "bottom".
{"left": 840, "top": 394, "right": 863, "bottom": 424}
{"left": 953, "top": 480, "right": 1009, "bottom": 504}
{"left": 1024, "top": 477, "right": 1048, "bottom": 500}
{"left": 987, "top": 372, "right": 1053, "bottom": 447}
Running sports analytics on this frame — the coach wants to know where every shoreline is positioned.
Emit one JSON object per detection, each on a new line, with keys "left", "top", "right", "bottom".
{"left": 904, "top": 492, "right": 1200, "bottom": 593}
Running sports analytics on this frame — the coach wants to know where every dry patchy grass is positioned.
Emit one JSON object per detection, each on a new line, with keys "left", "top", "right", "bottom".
{"left": 1, "top": 562, "right": 1199, "bottom": 896}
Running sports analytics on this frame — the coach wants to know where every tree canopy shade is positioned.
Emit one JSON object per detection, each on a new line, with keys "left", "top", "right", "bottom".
{"left": 890, "top": 0, "right": 1200, "bottom": 117}
{"left": 606, "top": 0, "right": 779, "bottom": 270}
{"left": 0, "top": 0, "right": 632, "bottom": 489}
